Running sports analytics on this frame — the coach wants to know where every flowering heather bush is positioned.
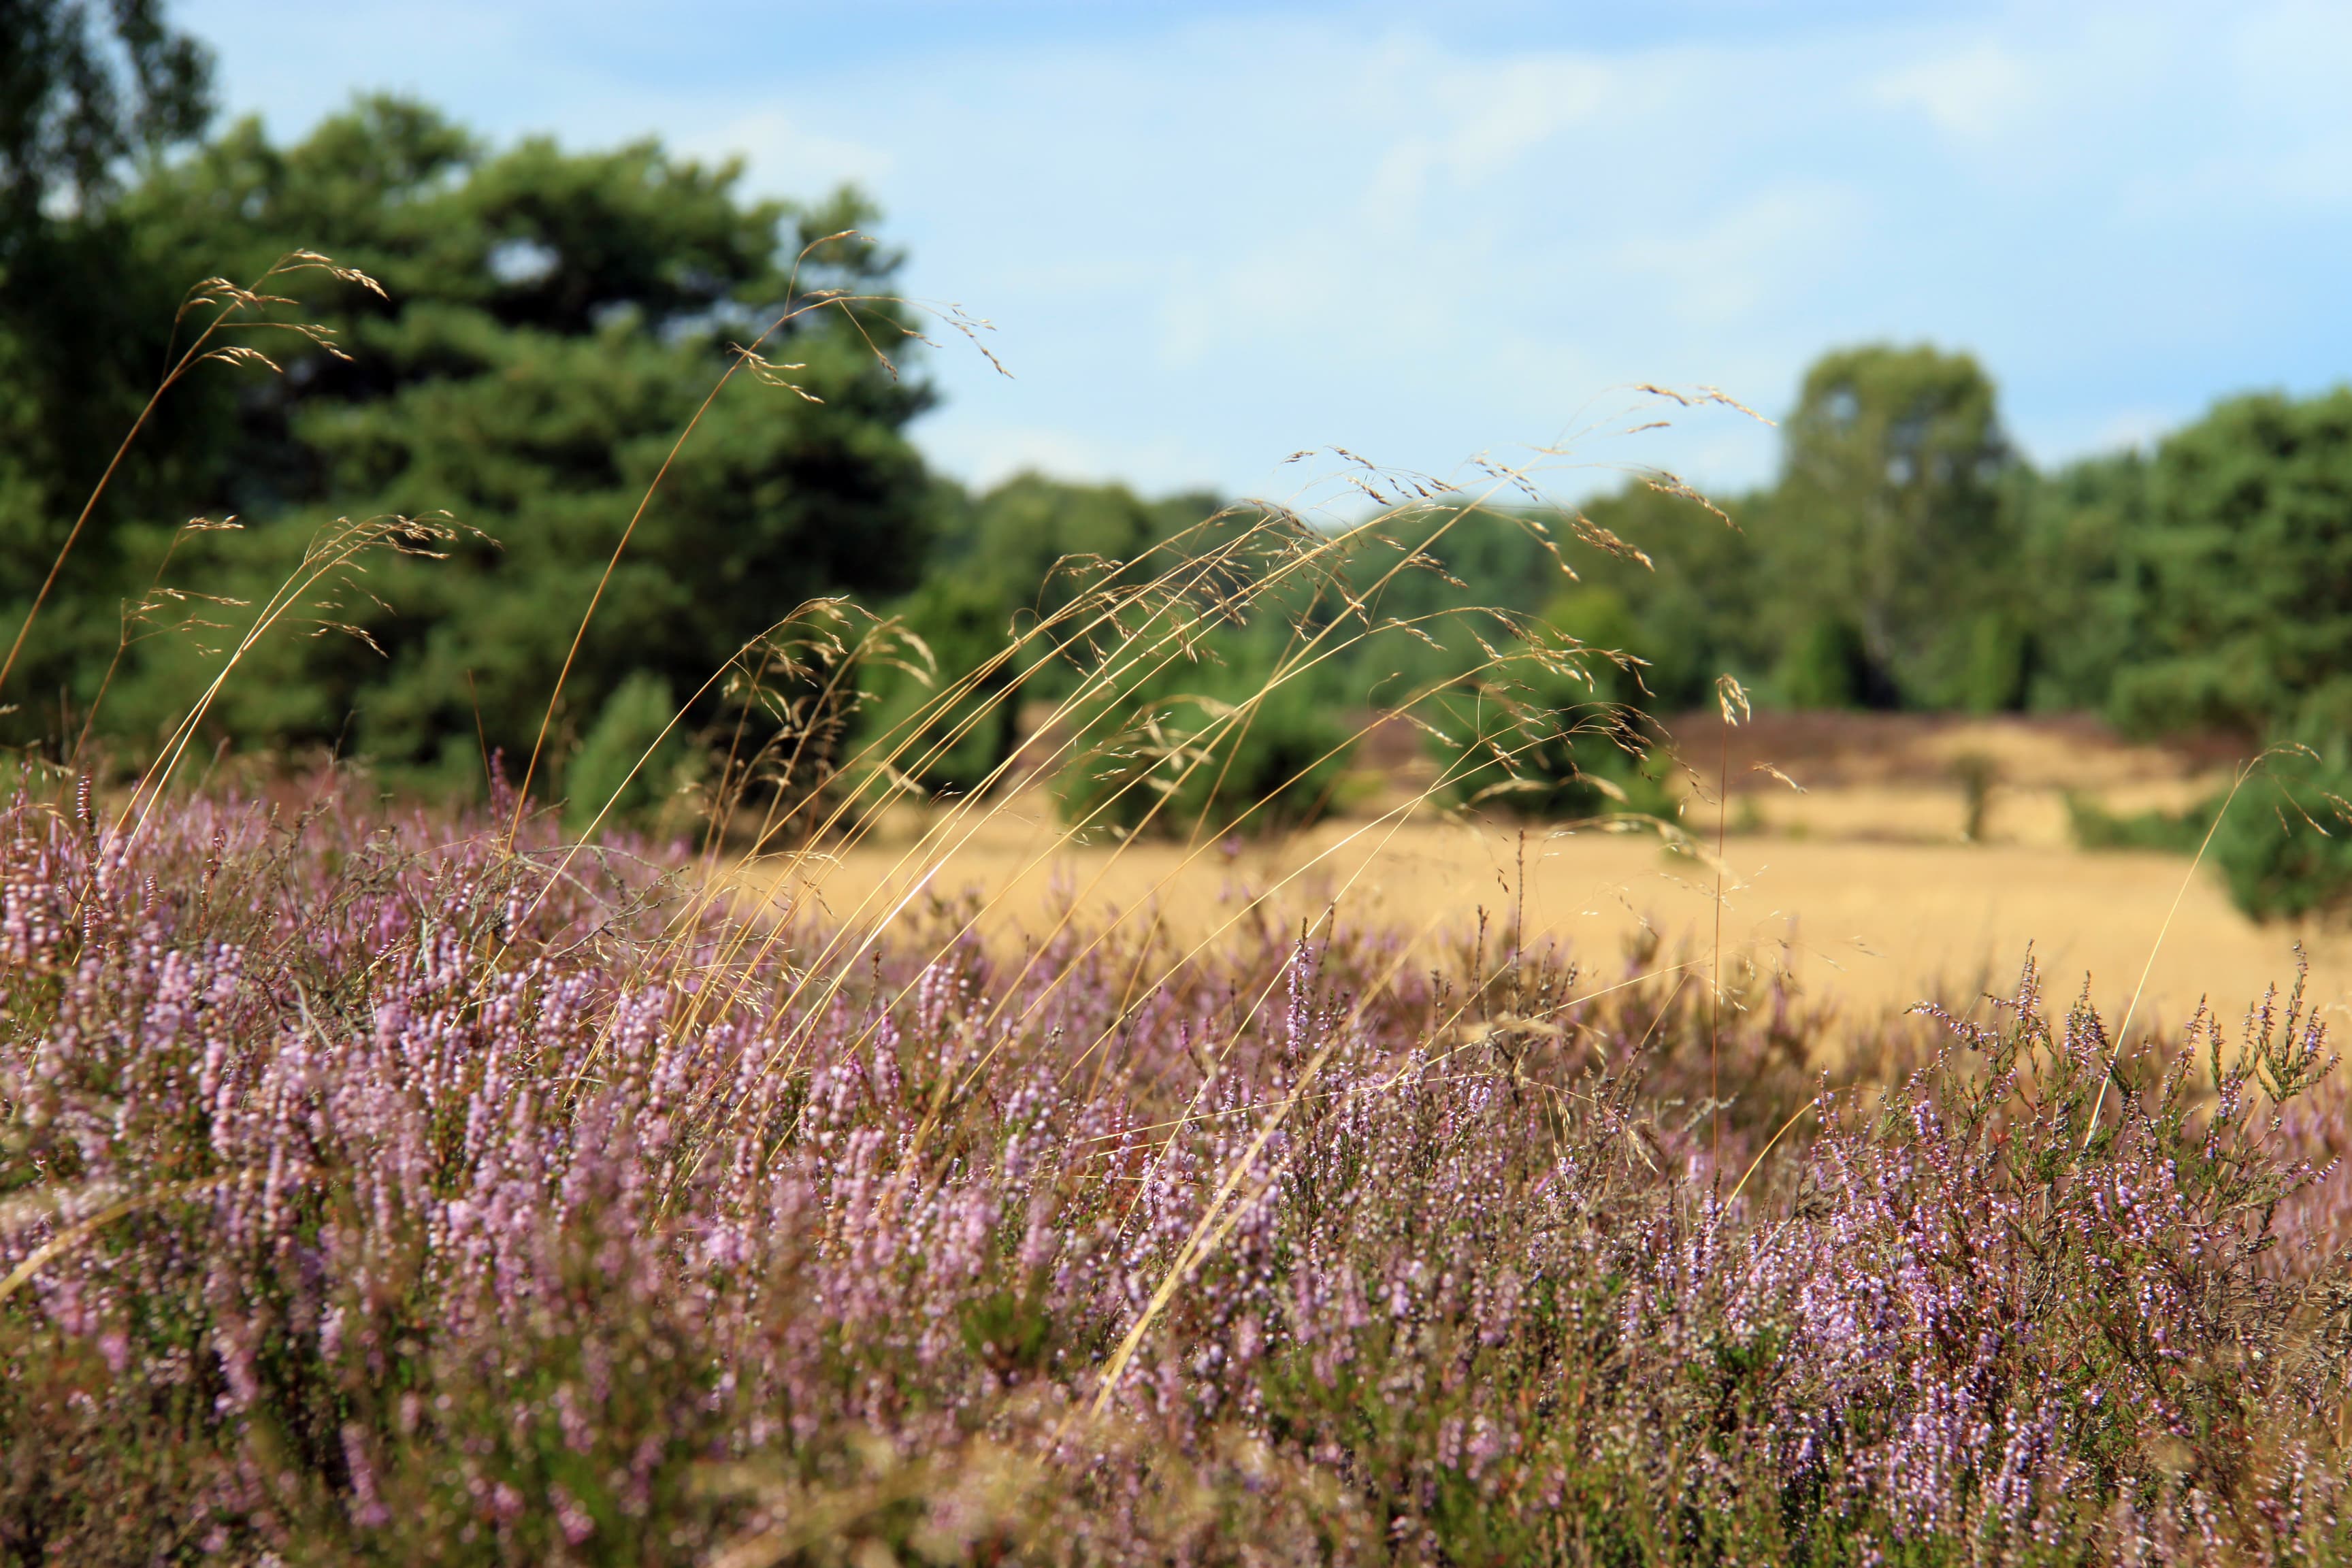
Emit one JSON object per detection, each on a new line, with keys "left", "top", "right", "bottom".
{"left": 3, "top": 775, "right": 2350, "bottom": 1565}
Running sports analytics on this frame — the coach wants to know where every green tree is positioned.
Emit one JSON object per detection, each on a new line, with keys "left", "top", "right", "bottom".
{"left": 1541, "top": 483, "right": 1766, "bottom": 711}
{"left": 1420, "top": 654, "right": 1670, "bottom": 821}
{"left": 1312, "top": 505, "right": 1575, "bottom": 712}
{"left": 847, "top": 474, "right": 1230, "bottom": 804}
{"left": 564, "top": 669, "right": 691, "bottom": 836}
{"left": 1774, "top": 615, "right": 1880, "bottom": 709}
{"left": 88, "top": 96, "right": 934, "bottom": 794}
{"left": 1, "top": 0, "right": 212, "bottom": 229}
{"left": 855, "top": 574, "right": 1024, "bottom": 802}
{"left": 1056, "top": 623, "right": 1352, "bottom": 840}
{"left": 928, "top": 472, "right": 1172, "bottom": 616}
{"left": 2212, "top": 745, "right": 2352, "bottom": 923}
{"left": 1997, "top": 451, "right": 2147, "bottom": 713}
{"left": 1769, "top": 344, "right": 2014, "bottom": 706}
{"left": 2107, "top": 389, "right": 2352, "bottom": 742}
{"left": 0, "top": 0, "right": 218, "bottom": 730}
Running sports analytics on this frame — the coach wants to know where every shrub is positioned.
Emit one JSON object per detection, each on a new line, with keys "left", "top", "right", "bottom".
{"left": 1957, "top": 608, "right": 2034, "bottom": 712}
{"left": 564, "top": 669, "right": 690, "bottom": 834}
{"left": 853, "top": 577, "right": 1023, "bottom": 802}
{"left": 1058, "top": 666, "right": 1350, "bottom": 839}
{"left": 1774, "top": 612, "right": 1888, "bottom": 709}
{"left": 2213, "top": 746, "right": 2352, "bottom": 922}
{"left": 1422, "top": 644, "right": 1676, "bottom": 821}
{"left": 2106, "top": 389, "right": 2352, "bottom": 742}
{"left": 2071, "top": 751, "right": 2352, "bottom": 926}
{"left": 2067, "top": 790, "right": 2221, "bottom": 853}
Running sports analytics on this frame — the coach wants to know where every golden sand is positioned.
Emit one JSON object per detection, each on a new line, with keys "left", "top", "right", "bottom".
{"left": 774, "top": 785, "right": 2351, "bottom": 1036}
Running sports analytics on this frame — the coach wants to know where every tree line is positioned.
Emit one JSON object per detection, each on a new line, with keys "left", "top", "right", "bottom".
{"left": 7, "top": 2, "right": 2351, "bottom": 902}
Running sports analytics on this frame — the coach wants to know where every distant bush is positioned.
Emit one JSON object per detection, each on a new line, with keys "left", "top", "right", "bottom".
{"left": 1059, "top": 668, "right": 1350, "bottom": 839}
{"left": 564, "top": 669, "right": 691, "bottom": 836}
{"left": 1957, "top": 608, "right": 2034, "bottom": 712}
{"left": 1422, "top": 640, "right": 1676, "bottom": 821}
{"left": 2213, "top": 747, "right": 2352, "bottom": 922}
{"left": 2067, "top": 755, "right": 2352, "bottom": 925}
{"left": 2107, "top": 389, "right": 2352, "bottom": 742}
{"left": 1774, "top": 613, "right": 1890, "bottom": 709}
{"left": 853, "top": 578, "right": 1023, "bottom": 802}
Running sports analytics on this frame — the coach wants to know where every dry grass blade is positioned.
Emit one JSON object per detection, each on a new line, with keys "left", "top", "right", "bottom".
{"left": 0, "top": 251, "right": 378, "bottom": 702}
{"left": 2083, "top": 747, "right": 2283, "bottom": 1144}
{"left": 505, "top": 233, "right": 1012, "bottom": 848}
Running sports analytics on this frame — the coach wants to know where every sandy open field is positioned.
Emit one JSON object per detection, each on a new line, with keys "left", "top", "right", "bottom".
{"left": 770, "top": 713, "right": 2352, "bottom": 1035}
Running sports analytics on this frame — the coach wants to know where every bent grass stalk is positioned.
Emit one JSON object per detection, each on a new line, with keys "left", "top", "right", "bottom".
{"left": 847, "top": 487, "right": 1652, "bottom": 1056}
{"left": 51, "top": 253, "right": 1891, "bottom": 1482}
{"left": 507, "top": 230, "right": 1009, "bottom": 850}
{"left": 23, "top": 260, "right": 2352, "bottom": 1559}
{"left": 563, "top": 468, "right": 1688, "bottom": 1208}
{"left": 0, "top": 252, "right": 385, "bottom": 704}
{"left": 7, "top": 772, "right": 2341, "bottom": 1558}
{"left": 116, "top": 513, "right": 461, "bottom": 846}
{"left": 0, "top": 1175, "right": 260, "bottom": 1306}
{"left": 2083, "top": 749, "right": 2273, "bottom": 1145}
{"left": 503, "top": 395, "right": 1701, "bottom": 1122}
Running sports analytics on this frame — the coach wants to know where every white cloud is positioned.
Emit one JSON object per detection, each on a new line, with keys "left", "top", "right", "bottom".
{"left": 1429, "top": 55, "right": 1616, "bottom": 181}
{"left": 1871, "top": 42, "right": 2038, "bottom": 142}
{"left": 2084, "top": 406, "right": 2183, "bottom": 455}
{"left": 681, "top": 110, "right": 895, "bottom": 195}
{"left": 1610, "top": 180, "right": 1868, "bottom": 329}
{"left": 918, "top": 416, "right": 1216, "bottom": 497}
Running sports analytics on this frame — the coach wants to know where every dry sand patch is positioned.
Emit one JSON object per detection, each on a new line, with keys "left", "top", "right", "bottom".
{"left": 777, "top": 794, "right": 2352, "bottom": 1035}
{"left": 755, "top": 713, "right": 2338, "bottom": 1036}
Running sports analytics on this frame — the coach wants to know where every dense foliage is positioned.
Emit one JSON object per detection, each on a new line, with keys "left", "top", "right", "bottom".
{"left": 12, "top": 63, "right": 2350, "bottom": 789}
{"left": 2105, "top": 391, "right": 2352, "bottom": 741}
{"left": 0, "top": 80, "right": 936, "bottom": 791}
{"left": 1767, "top": 344, "right": 2014, "bottom": 707}
{"left": 1, "top": 777, "right": 2348, "bottom": 1563}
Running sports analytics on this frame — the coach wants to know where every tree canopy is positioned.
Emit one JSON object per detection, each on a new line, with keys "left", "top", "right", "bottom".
{"left": 0, "top": 0, "right": 212, "bottom": 232}
{"left": 0, "top": 0, "right": 220, "bottom": 723}
{"left": 10, "top": 94, "right": 938, "bottom": 794}
{"left": 1767, "top": 344, "right": 2014, "bottom": 706}
{"left": 2103, "top": 390, "right": 2352, "bottom": 741}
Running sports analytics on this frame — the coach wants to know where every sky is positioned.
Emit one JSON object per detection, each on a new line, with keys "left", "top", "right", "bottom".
{"left": 181, "top": 0, "right": 2352, "bottom": 508}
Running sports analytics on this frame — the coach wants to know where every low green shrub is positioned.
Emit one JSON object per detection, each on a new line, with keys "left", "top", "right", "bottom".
{"left": 2214, "top": 745, "right": 2352, "bottom": 921}
{"left": 564, "top": 670, "right": 691, "bottom": 836}
{"left": 1058, "top": 671, "right": 1350, "bottom": 839}
{"left": 854, "top": 578, "right": 1024, "bottom": 802}
{"left": 1422, "top": 644, "right": 1676, "bottom": 822}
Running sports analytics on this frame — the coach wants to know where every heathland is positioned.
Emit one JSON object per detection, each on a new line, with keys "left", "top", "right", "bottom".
{"left": 3, "top": 5, "right": 2352, "bottom": 1564}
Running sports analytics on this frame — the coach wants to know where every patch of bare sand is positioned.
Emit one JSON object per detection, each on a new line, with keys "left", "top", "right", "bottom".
{"left": 773, "top": 791, "right": 2352, "bottom": 1036}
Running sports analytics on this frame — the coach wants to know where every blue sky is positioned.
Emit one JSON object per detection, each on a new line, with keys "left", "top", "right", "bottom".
{"left": 182, "top": 1, "right": 2352, "bottom": 507}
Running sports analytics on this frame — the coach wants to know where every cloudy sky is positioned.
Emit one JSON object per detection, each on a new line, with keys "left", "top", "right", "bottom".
{"left": 181, "top": 0, "right": 2352, "bottom": 506}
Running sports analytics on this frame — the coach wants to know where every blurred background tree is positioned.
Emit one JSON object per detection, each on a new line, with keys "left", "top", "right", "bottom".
{"left": 2104, "top": 390, "right": 2352, "bottom": 743}
{"left": 1765, "top": 344, "right": 2014, "bottom": 710}
{"left": 1, "top": 0, "right": 218, "bottom": 734}
{"left": 12, "top": 91, "right": 936, "bottom": 800}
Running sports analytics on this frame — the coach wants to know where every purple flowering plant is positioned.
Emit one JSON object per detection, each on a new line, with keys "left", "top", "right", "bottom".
{"left": 0, "top": 766, "right": 2346, "bottom": 1565}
